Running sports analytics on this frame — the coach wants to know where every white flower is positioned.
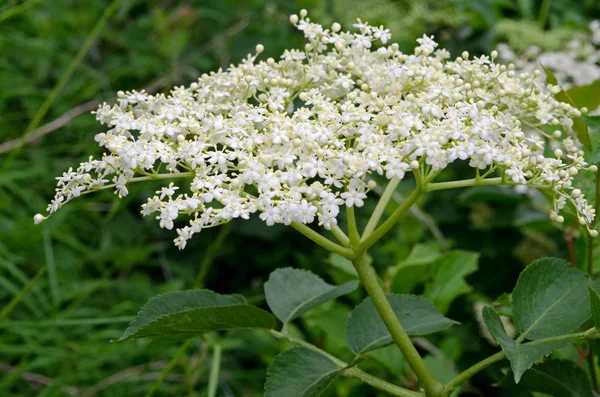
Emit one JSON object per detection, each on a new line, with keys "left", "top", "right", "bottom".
{"left": 37, "top": 10, "right": 595, "bottom": 247}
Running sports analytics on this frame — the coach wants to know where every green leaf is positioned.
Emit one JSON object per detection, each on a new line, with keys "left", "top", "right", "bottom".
{"left": 568, "top": 79, "right": 600, "bottom": 112}
{"left": 265, "top": 268, "right": 358, "bottom": 324}
{"left": 424, "top": 355, "right": 461, "bottom": 397}
{"left": 423, "top": 251, "right": 479, "bottom": 314}
{"left": 513, "top": 258, "right": 590, "bottom": 340}
{"left": 503, "top": 359, "right": 594, "bottom": 397}
{"left": 583, "top": 116, "right": 600, "bottom": 132}
{"left": 347, "top": 294, "right": 458, "bottom": 354}
{"left": 589, "top": 144, "right": 600, "bottom": 165}
{"left": 543, "top": 66, "right": 591, "bottom": 149}
{"left": 264, "top": 347, "right": 339, "bottom": 397}
{"left": 482, "top": 306, "right": 568, "bottom": 383}
{"left": 328, "top": 254, "right": 358, "bottom": 277}
{"left": 589, "top": 285, "right": 600, "bottom": 329}
{"left": 396, "top": 243, "right": 441, "bottom": 268}
{"left": 119, "top": 290, "right": 275, "bottom": 340}
{"left": 389, "top": 243, "right": 440, "bottom": 294}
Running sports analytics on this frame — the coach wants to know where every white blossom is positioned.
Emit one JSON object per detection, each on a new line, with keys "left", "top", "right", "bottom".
{"left": 36, "top": 11, "right": 596, "bottom": 248}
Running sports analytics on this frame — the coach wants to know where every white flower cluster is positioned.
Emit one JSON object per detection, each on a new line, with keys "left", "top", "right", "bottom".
{"left": 37, "top": 10, "right": 597, "bottom": 248}
{"left": 497, "top": 20, "right": 600, "bottom": 90}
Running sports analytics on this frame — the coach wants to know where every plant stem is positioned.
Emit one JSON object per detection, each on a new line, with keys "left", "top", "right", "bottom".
{"left": 290, "top": 222, "right": 354, "bottom": 259}
{"left": 194, "top": 224, "right": 230, "bottom": 288}
{"left": 352, "top": 255, "right": 442, "bottom": 396}
{"left": 426, "top": 177, "right": 503, "bottom": 192}
{"left": 145, "top": 339, "right": 193, "bottom": 397}
{"left": 344, "top": 367, "right": 424, "bottom": 397}
{"left": 268, "top": 330, "right": 423, "bottom": 397}
{"left": 357, "top": 188, "right": 422, "bottom": 255}
{"left": 207, "top": 343, "right": 222, "bottom": 397}
{"left": 0, "top": 266, "right": 47, "bottom": 321}
{"left": 331, "top": 225, "right": 350, "bottom": 246}
{"left": 362, "top": 177, "right": 400, "bottom": 239}
{"left": 441, "top": 351, "right": 504, "bottom": 396}
{"left": 347, "top": 205, "right": 361, "bottom": 246}
{"left": 443, "top": 327, "right": 600, "bottom": 395}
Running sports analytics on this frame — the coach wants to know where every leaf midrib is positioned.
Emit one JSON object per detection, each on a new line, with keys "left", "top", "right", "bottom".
{"left": 520, "top": 277, "right": 587, "bottom": 340}
{"left": 284, "top": 282, "right": 355, "bottom": 323}
{"left": 302, "top": 369, "right": 339, "bottom": 397}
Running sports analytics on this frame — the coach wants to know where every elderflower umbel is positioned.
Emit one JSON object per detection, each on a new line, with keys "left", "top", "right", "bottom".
{"left": 36, "top": 11, "right": 596, "bottom": 248}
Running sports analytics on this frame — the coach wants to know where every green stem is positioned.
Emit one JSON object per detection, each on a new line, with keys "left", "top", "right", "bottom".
{"left": 441, "top": 352, "right": 504, "bottom": 396}
{"left": 357, "top": 188, "right": 422, "bottom": 256}
{"left": 194, "top": 224, "right": 230, "bottom": 288}
{"left": 352, "top": 255, "right": 442, "bottom": 396}
{"left": 207, "top": 343, "right": 222, "bottom": 397}
{"left": 344, "top": 367, "right": 424, "bottom": 397}
{"left": 268, "top": 330, "right": 423, "bottom": 397}
{"left": 331, "top": 225, "right": 350, "bottom": 246}
{"left": 426, "top": 177, "right": 503, "bottom": 192}
{"left": 145, "top": 339, "right": 193, "bottom": 397}
{"left": 290, "top": 222, "right": 354, "bottom": 259}
{"left": 0, "top": 266, "right": 46, "bottom": 321}
{"left": 443, "top": 328, "right": 600, "bottom": 395}
{"left": 362, "top": 177, "right": 400, "bottom": 239}
{"left": 347, "top": 205, "right": 361, "bottom": 246}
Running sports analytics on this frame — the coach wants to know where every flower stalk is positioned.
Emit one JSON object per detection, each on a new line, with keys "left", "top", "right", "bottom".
{"left": 352, "top": 253, "right": 443, "bottom": 396}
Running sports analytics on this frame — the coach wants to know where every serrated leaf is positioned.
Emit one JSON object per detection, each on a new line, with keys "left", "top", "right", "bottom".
{"left": 265, "top": 268, "right": 358, "bottom": 324}
{"left": 513, "top": 258, "right": 590, "bottom": 340}
{"left": 264, "top": 347, "right": 340, "bottom": 397}
{"left": 502, "top": 359, "right": 594, "bottom": 397}
{"left": 423, "top": 251, "right": 479, "bottom": 314}
{"left": 583, "top": 116, "right": 600, "bottom": 132}
{"left": 119, "top": 290, "right": 275, "bottom": 340}
{"left": 543, "top": 66, "right": 591, "bottom": 149}
{"left": 482, "top": 306, "right": 569, "bottom": 383}
{"left": 589, "top": 285, "right": 600, "bottom": 329}
{"left": 347, "top": 294, "right": 458, "bottom": 354}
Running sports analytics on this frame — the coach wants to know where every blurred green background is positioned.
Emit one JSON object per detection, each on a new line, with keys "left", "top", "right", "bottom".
{"left": 1, "top": 0, "right": 600, "bottom": 396}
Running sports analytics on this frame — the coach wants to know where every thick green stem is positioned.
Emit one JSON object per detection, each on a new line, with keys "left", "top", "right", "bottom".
{"left": 426, "top": 177, "right": 503, "bottom": 192}
{"left": 269, "top": 330, "right": 423, "bottom": 397}
{"left": 357, "top": 188, "right": 422, "bottom": 256}
{"left": 353, "top": 255, "right": 443, "bottom": 396}
{"left": 443, "top": 328, "right": 600, "bottom": 395}
{"left": 290, "top": 222, "right": 354, "bottom": 259}
{"left": 362, "top": 177, "right": 400, "bottom": 239}
{"left": 347, "top": 205, "right": 361, "bottom": 246}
